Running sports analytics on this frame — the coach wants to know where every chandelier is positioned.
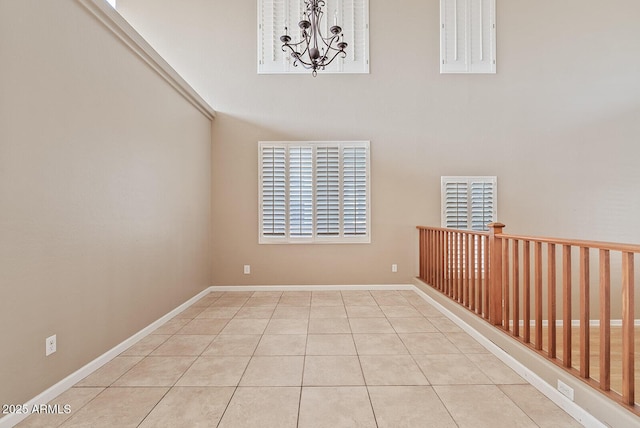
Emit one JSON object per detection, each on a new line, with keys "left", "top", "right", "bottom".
{"left": 280, "top": 0, "right": 348, "bottom": 76}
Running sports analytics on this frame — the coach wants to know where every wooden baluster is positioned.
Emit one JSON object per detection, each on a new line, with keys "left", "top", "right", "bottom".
{"left": 488, "top": 223, "right": 505, "bottom": 326}
{"left": 458, "top": 232, "right": 463, "bottom": 303}
{"left": 452, "top": 232, "right": 458, "bottom": 301}
{"left": 535, "top": 241, "right": 543, "bottom": 350}
{"left": 503, "top": 238, "right": 510, "bottom": 330}
{"left": 579, "top": 247, "right": 590, "bottom": 379}
{"left": 470, "top": 234, "right": 476, "bottom": 312}
{"left": 563, "top": 245, "right": 572, "bottom": 368}
{"left": 419, "top": 229, "right": 424, "bottom": 280}
{"left": 438, "top": 231, "right": 443, "bottom": 291}
{"left": 512, "top": 239, "right": 520, "bottom": 337}
{"left": 483, "top": 235, "right": 490, "bottom": 319}
{"left": 599, "top": 249, "right": 611, "bottom": 391}
{"left": 467, "top": 233, "right": 472, "bottom": 309}
{"left": 621, "top": 252, "right": 635, "bottom": 405}
{"left": 548, "top": 243, "right": 557, "bottom": 359}
{"left": 523, "top": 240, "right": 531, "bottom": 343}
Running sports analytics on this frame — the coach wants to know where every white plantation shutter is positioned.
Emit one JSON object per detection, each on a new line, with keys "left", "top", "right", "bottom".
{"left": 444, "top": 181, "right": 469, "bottom": 229}
{"left": 261, "top": 146, "right": 287, "bottom": 236}
{"left": 316, "top": 146, "right": 340, "bottom": 236}
{"left": 289, "top": 146, "right": 314, "bottom": 236}
{"left": 440, "top": 0, "right": 496, "bottom": 74}
{"left": 259, "top": 141, "right": 370, "bottom": 243}
{"left": 258, "top": 0, "right": 369, "bottom": 74}
{"left": 342, "top": 146, "right": 368, "bottom": 236}
{"left": 470, "top": 181, "right": 494, "bottom": 231}
{"left": 441, "top": 176, "right": 496, "bottom": 231}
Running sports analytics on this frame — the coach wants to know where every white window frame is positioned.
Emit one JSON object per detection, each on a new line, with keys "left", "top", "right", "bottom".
{"left": 259, "top": 141, "right": 371, "bottom": 244}
{"left": 440, "top": 0, "right": 497, "bottom": 74}
{"left": 257, "top": 0, "right": 370, "bottom": 74}
{"left": 441, "top": 176, "right": 497, "bottom": 231}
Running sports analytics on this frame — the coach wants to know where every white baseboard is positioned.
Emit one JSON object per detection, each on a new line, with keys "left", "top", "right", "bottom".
{"left": 0, "top": 288, "right": 211, "bottom": 428}
{"left": 209, "top": 284, "right": 415, "bottom": 292}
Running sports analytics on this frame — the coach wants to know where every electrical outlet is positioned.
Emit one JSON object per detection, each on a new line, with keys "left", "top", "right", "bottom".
{"left": 244, "top": 265, "right": 251, "bottom": 274}
{"left": 45, "top": 335, "right": 57, "bottom": 356}
{"left": 557, "top": 380, "right": 574, "bottom": 401}
{"left": 391, "top": 264, "right": 398, "bottom": 273}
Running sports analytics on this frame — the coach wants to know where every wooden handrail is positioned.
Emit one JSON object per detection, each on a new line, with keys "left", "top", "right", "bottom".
{"left": 417, "top": 223, "right": 639, "bottom": 414}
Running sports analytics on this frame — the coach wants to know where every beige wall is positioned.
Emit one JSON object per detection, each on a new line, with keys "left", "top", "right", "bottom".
{"left": 120, "top": 0, "right": 640, "bottom": 286}
{"left": 0, "top": 0, "right": 212, "bottom": 405}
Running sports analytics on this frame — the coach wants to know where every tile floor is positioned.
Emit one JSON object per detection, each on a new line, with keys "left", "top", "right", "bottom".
{"left": 17, "top": 290, "right": 583, "bottom": 427}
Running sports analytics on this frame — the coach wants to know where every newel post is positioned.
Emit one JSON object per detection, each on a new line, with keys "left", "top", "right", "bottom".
{"left": 488, "top": 222, "right": 505, "bottom": 326}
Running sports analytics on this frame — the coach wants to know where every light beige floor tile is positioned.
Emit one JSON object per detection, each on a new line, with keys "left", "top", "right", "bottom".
{"left": 220, "top": 318, "right": 269, "bottom": 334}
{"left": 138, "top": 387, "right": 234, "bottom": 428}
{"left": 415, "top": 303, "right": 446, "bottom": 318}
{"left": 373, "top": 296, "right": 411, "bottom": 306}
{"left": 306, "top": 334, "right": 356, "bottom": 355}
{"left": 303, "top": 356, "right": 364, "bottom": 386}
{"left": 251, "top": 291, "right": 283, "bottom": 298}
{"left": 59, "top": 387, "right": 167, "bottom": 428}
{"left": 310, "top": 305, "right": 347, "bottom": 318}
{"left": 196, "top": 306, "right": 241, "bottom": 319}
{"left": 190, "top": 294, "right": 220, "bottom": 307}
{"left": 173, "top": 306, "right": 206, "bottom": 319}
{"left": 341, "top": 291, "right": 376, "bottom": 306}
{"left": 202, "top": 334, "right": 260, "bottom": 356}
{"left": 445, "top": 332, "right": 489, "bottom": 353}
{"left": 388, "top": 317, "right": 438, "bottom": 333}
{"left": 311, "top": 291, "right": 344, "bottom": 306}
{"left": 379, "top": 305, "right": 423, "bottom": 318}
{"left": 176, "top": 318, "right": 228, "bottom": 335}
{"left": 368, "top": 386, "right": 457, "bottom": 428}
{"left": 244, "top": 297, "right": 279, "bottom": 307}
{"left": 113, "top": 356, "right": 195, "bottom": 386}
{"left": 499, "top": 385, "right": 582, "bottom": 428}
{"left": 349, "top": 318, "right": 395, "bottom": 333}
{"left": 308, "top": 318, "right": 351, "bottom": 334}
{"left": 271, "top": 306, "right": 311, "bottom": 319}
{"left": 221, "top": 291, "right": 254, "bottom": 298}
{"left": 353, "top": 334, "right": 409, "bottom": 355}
{"left": 345, "top": 305, "right": 385, "bottom": 318}
{"left": 278, "top": 296, "right": 312, "bottom": 307}
{"left": 413, "top": 354, "right": 492, "bottom": 385}
{"left": 16, "top": 387, "right": 104, "bottom": 428}
{"left": 360, "top": 355, "right": 429, "bottom": 385}
{"left": 218, "top": 387, "right": 300, "bottom": 428}
{"left": 434, "top": 385, "right": 537, "bottom": 428}
{"left": 429, "top": 317, "right": 464, "bottom": 333}
{"left": 75, "top": 356, "right": 143, "bottom": 387}
{"left": 210, "top": 297, "right": 249, "bottom": 307}
{"left": 264, "top": 318, "right": 308, "bottom": 334}
{"left": 240, "top": 356, "right": 304, "bottom": 386}
{"left": 234, "top": 306, "right": 274, "bottom": 319}
{"left": 150, "top": 335, "right": 215, "bottom": 356}
{"left": 282, "top": 291, "right": 312, "bottom": 298}
{"left": 467, "top": 353, "right": 527, "bottom": 384}
{"left": 152, "top": 318, "right": 189, "bottom": 335}
{"left": 298, "top": 386, "right": 376, "bottom": 428}
{"left": 176, "top": 356, "right": 250, "bottom": 386}
{"left": 399, "top": 333, "right": 460, "bottom": 355}
{"left": 120, "top": 334, "right": 171, "bottom": 356}
{"left": 255, "top": 334, "right": 307, "bottom": 355}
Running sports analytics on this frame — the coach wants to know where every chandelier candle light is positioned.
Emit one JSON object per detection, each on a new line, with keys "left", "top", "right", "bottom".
{"left": 280, "top": 0, "right": 348, "bottom": 76}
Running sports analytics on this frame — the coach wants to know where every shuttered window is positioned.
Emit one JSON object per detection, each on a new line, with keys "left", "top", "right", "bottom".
{"left": 258, "top": 0, "right": 370, "bottom": 74}
{"left": 441, "top": 176, "right": 496, "bottom": 231}
{"left": 259, "top": 141, "right": 370, "bottom": 243}
{"left": 440, "top": 0, "right": 496, "bottom": 73}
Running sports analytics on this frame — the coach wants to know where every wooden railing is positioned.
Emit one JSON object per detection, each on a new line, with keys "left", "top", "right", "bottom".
{"left": 417, "top": 223, "right": 640, "bottom": 413}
